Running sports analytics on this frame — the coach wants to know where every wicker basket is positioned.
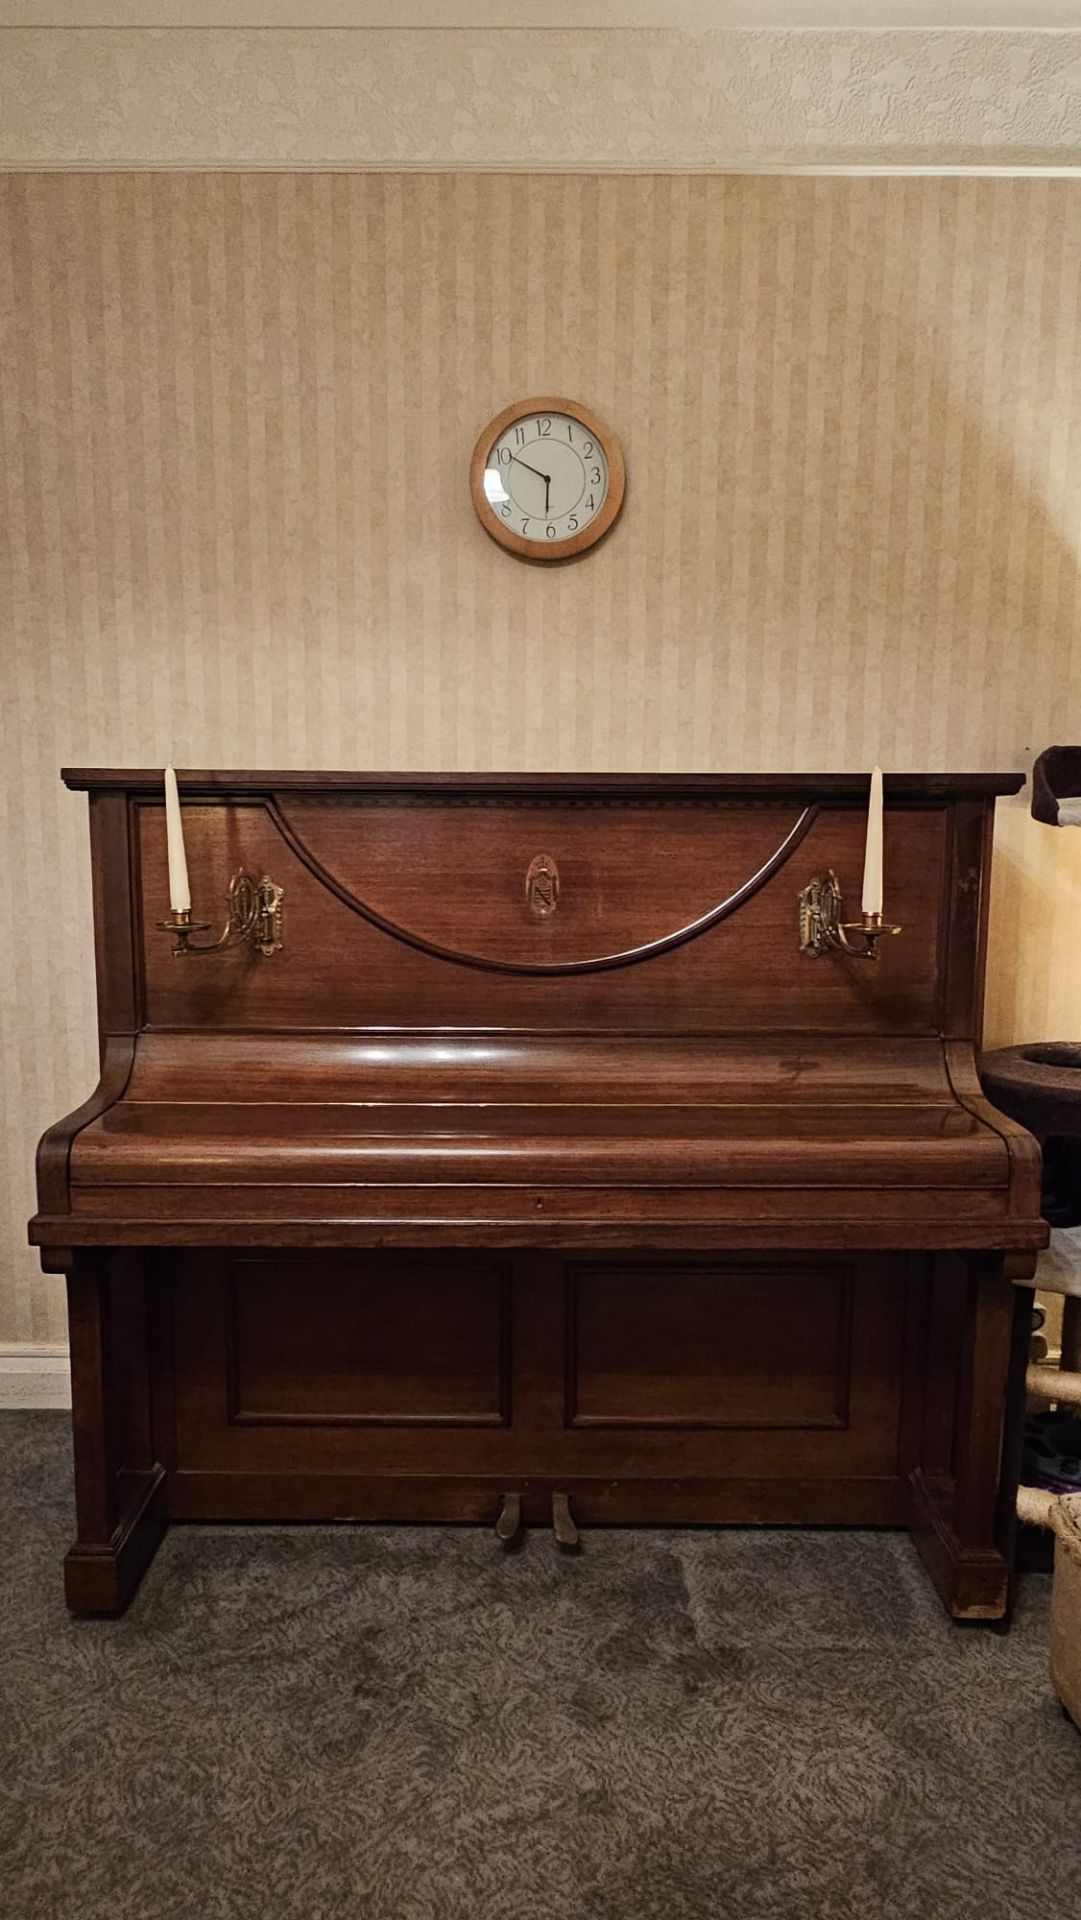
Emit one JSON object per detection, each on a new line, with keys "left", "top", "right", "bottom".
{"left": 1051, "top": 1495, "right": 1081, "bottom": 1728}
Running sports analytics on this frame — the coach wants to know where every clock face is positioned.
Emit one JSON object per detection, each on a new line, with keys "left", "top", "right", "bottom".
{"left": 470, "top": 397, "right": 625, "bottom": 561}
{"left": 485, "top": 410, "right": 608, "bottom": 543}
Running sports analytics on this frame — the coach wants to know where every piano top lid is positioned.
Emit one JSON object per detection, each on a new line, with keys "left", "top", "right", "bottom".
{"left": 61, "top": 769, "right": 1027, "bottom": 800}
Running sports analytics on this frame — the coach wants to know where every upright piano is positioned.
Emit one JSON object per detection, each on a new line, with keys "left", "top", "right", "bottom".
{"left": 31, "top": 770, "right": 1046, "bottom": 1618}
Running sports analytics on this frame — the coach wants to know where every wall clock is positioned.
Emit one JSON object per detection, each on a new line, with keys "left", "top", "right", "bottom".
{"left": 470, "top": 397, "right": 626, "bottom": 561}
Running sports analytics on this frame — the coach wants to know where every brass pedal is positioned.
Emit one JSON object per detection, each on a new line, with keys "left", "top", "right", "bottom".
{"left": 552, "top": 1492, "right": 580, "bottom": 1550}
{"left": 495, "top": 1491, "right": 522, "bottom": 1545}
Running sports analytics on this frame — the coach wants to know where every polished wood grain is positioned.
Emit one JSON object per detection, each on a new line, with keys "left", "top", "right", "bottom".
{"left": 567, "top": 1261, "right": 858, "bottom": 1429}
{"left": 31, "top": 770, "right": 1045, "bottom": 1619}
{"left": 165, "top": 1250, "right": 910, "bottom": 1509}
{"left": 271, "top": 795, "right": 815, "bottom": 975}
{"left": 129, "top": 797, "right": 948, "bottom": 1032}
{"left": 224, "top": 1255, "right": 511, "bottom": 1428}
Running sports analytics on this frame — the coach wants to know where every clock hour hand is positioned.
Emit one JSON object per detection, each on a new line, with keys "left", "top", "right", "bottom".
{"left": 513, "top": 454, "right": 551, "bottom": 495}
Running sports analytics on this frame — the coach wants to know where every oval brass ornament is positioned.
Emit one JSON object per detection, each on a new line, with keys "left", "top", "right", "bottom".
{"left": 471, "top": 397, "right": 626, "bottom": 562}
{"left": 525, "top": 854, "right": 560, "bottom": 919}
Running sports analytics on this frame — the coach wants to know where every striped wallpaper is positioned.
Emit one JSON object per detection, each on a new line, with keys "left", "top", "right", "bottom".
{"left": 1, "top": 171, "right": 1080, "bottom": 1345}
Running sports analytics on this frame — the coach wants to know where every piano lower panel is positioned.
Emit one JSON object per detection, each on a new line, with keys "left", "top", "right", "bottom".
{"left": 153, "top": 1247, "right": 925, "bottom": 1528}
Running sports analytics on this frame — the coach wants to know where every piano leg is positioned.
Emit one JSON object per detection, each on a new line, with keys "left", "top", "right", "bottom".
{"left": 60, "top": 1248, "right": 167, "bottom": 1614}
{"left": 910, "top": 1253, "right": 1034, "bottom": 1622}
{"left": 992, "top": 1277, "right": 1038, "bottom": 1631}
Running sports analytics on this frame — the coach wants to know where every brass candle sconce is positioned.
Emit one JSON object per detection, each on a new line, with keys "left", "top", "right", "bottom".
{"left": 157, "top": 869, "right": 284, "bottom": 957}
{"left": 798, "top": 872, "right": 901, "bottom": 962}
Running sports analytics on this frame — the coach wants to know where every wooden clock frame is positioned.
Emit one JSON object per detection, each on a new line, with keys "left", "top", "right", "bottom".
{"left": 470, "top": 396, "right": 626, "bottom": 562}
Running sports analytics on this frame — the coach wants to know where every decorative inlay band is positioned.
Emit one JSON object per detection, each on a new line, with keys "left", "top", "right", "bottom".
{"left": 268, "top": 800, "right": 815, "bottom": 976}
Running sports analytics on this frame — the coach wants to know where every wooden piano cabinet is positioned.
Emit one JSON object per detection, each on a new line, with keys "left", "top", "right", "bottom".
{"left": 162, "top": 1250, "right": 911, "bottom": 1521}
{"left": 32, "top": 772, "right": 1046, "bottom": 1620}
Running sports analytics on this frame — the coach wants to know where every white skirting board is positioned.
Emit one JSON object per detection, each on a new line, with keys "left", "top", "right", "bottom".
{"left": 0, "top": 1347, "right": 72, "bottom": 1411}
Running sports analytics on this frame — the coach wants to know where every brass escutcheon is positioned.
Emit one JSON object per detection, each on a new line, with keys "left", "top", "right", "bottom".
{"left": 525, "top": 853, "right": 560, "bottom": 919}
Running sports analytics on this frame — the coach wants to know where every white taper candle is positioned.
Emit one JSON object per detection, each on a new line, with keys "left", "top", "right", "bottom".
{"left": 861, "top": 765, "right": 884, "bottom": 918}
{"left": 164, "top": 764, "right": 191, "bottom": 913}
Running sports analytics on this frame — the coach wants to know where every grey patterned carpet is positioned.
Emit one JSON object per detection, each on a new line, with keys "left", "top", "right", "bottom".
{"left": 2, "top": 1413, "right": 1080, "bottom": 1920}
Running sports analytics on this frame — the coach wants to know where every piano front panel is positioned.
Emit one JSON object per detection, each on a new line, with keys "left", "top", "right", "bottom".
{"left": 225, "top": 1254, "right": 511, "bottom": 1428}
{"left": 161, "top": 1248, "right": 917, "bottom": 1525}
{"left": 134, "top": 795, "right": 948, "bottom": 1034}
{"left": 36, "top": 770, "right": 1042, "bottom": 1616}
{"left": 569, "top": 1260, "right": 857, "bottom": 1429}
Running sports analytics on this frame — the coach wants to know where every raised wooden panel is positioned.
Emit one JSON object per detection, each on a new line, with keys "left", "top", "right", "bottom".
{"left": 135, "top": 796, "right": 947, "bottom": 1034}
{"left": 225, "top": 1255, "right": 510, "bottom": 1428}
{"left": 164, "top": 1249, "right": 914, "bottom": 1494}
{"left": 274, "top": 796, "right": 810, "bottom": 968}
{"left": 568, "top": 1262, "right": 853, "bottom": 1429}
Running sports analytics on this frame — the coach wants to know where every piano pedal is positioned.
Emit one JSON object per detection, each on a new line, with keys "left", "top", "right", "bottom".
{"left": 552, "top": 1492, "right": 580, "bottom": 1551}
{"left": 495, "top": 1491, "right": 523, "bottom": 1545}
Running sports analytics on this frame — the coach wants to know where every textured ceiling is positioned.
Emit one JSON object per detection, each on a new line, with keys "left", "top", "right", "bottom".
{"left": 2, "top": 3, "right": 1081, "bottom": 25}
{"left": 2, "top": 27, "right": 1080, "bottom": 168}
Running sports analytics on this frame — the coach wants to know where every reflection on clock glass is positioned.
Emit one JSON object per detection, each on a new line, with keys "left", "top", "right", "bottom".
{"left": 483, "top": 411, "right": 609, "bottom": 543}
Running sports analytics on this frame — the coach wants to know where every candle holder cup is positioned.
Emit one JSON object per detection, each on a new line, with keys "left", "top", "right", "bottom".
{"left": 798, "top": 871, "right": 901, "bottom": 961}
{"left": 157, "top": 869, "right": 284, "bottom": 958}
